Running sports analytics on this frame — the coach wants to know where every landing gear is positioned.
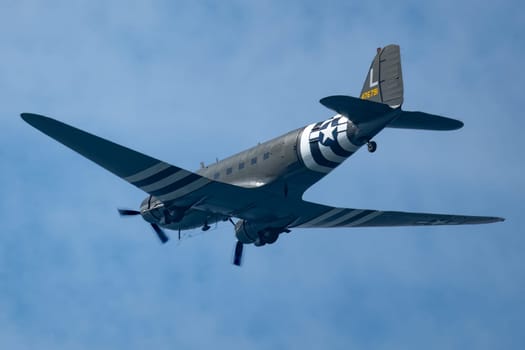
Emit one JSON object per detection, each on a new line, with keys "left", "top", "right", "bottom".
{"left": 367, "top": 140, "right": 377, "bottom": 153}
{"left": 202, "top": 222, "right": 211, "bottom": 231}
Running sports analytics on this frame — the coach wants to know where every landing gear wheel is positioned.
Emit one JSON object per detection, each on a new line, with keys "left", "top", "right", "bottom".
{"left": 367, "top": 141, "right": 377, "bottom": 153}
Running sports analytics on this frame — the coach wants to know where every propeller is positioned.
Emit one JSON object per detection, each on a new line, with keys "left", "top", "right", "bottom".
{"left": 151, "top": 223, "right": 169, "bottom": 244}
{"left": 118, "top": 209, "right": 140, "bottom": 216}
{"left": 228, "top": 218, "right": 244, "bottom": 266}
{"left": 232, "top": 240, "right": 244, "bottom": 266}
{"left": 118, "top": 208, "right": 169, "bottom": 244}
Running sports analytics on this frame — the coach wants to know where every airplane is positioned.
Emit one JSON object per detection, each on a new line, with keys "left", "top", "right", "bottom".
{"left": 21, "top": 44, "right": 503, "bottom": 266}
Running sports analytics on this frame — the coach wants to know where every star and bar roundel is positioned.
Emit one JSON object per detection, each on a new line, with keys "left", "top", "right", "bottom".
{"left": 298, "top": 116, "right": 360, "bottom": 173}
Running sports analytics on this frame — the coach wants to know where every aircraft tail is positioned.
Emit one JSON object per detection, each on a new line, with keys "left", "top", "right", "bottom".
{"left": 360, "top": 45, "right": 403, "bottom": 108}
{"left": 320, "top": 44, "right": 464, "bottom": 131}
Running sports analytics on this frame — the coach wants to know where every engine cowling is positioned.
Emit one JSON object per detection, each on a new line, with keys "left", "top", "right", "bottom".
{"left": 235, "top": 219, "right": 289, "bottom": 246}
{"left": 139, "top": 195, "right": 186, "bottom": 224}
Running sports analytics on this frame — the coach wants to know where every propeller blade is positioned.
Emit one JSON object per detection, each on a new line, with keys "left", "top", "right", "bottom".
{"left": 118, "top": 209, "right": 141, "bottom": 216}
{"left": 151, "top": 223, "right": 169, "bottom": 244}
{"left": 233, "top": 241, "right": 244, "bottom": 266}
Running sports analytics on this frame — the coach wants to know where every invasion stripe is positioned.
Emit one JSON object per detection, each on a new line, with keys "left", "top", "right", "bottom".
{"left": 328, "top": 135, "right": 353, "bottom": 158}
{"left": 338, "top": 210, "right": 375, "bottom": 226}
{"left": 133, "top": 166, "right": 179, "bottom": 187}
{"left": 157, "top": 177, "right": 211, "bottom": 202}
{"left": 308, "top": 122, "right": 324, "bottom": 141}
{"left": 319, "top": 142, "right": 347, "bottom": 163}
{"left": 337, "top": 131, "right": 359, "bottom": 152}
{"left": 149, "top": 173, "right": 202, "bottom": 196}
{"left": 298, "top": 208, "right": 344, "bottom": 227}
{"left": 125, "top": 162, "right": 170, "bottom": 183}
{"left": 345, "top": 211, "right": 383, "bottom": 227}
{"left": 310, "top": 142, "right": 340, "bottom": 168}
{"left": 316, "top": 209, "right": 354, "bottom": 226}
{"left": 140, "top": 170, "right": 192, "bottom": 192}
{"left": 299, "top": 124, "right": 332, "bottom": 173}
{"left": 322, "top": 209, "right": 365, "bottom": 227}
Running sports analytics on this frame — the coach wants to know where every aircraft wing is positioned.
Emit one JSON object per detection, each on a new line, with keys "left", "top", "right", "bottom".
{"left": 22, "top": 113, "right": 503, "bottom": 228}
{"left": 291, "top": 200, "right": 504, "bottom": 228}
{"left": 21, "top": 113, "right": 270, "bottom": 216}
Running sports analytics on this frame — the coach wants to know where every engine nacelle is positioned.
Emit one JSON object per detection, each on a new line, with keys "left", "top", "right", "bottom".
{"left": 235, "top": 219, "right": 289, "bottom": 246}
{"left": 139, "top": 195, "right": 186, "bottom": 224}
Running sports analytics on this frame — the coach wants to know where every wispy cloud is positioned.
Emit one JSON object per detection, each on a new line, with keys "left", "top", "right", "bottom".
{"left": 1, "top": 0, "right": 523, "bottom": 349}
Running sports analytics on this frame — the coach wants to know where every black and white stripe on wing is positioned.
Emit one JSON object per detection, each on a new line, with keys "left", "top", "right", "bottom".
{"left": 343, "top": 210, "right": 383, "bottom": 227}
{"left": 297, "top": 208, "right": 383, "bottom": 228}
{"left": 124, "top": 162, "right": 211, "bottom": 202}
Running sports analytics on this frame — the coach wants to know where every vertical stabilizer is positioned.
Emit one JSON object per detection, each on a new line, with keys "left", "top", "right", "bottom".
{"left": 360, "top": 45, "right": 403, "bottom": 108}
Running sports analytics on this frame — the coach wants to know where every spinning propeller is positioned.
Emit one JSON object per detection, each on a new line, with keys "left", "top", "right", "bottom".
{"left": 229, "top": 218, "right": 244, "bottom": 267}
{"left": 118, "top": 208, "right": 169, "bottom": 243}
{"left": 118, "top": 210, "right": 243, "bottom": 265}
{"left": 232, "top": 240, "right": 244, "bottom": 266}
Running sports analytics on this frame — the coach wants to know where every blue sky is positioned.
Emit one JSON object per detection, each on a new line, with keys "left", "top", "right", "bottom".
{"left": 1, "top": 1, "right": 524, "bottom": 349}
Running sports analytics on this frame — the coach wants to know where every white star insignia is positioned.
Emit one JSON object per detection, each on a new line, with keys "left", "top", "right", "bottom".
{"left": 320, "top": 123, "right": 336, "bottom": 144}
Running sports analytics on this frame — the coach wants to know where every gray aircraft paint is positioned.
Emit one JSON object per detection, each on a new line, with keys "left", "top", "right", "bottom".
{"left": 20, "top": 44, "right": 503, "bottom": 250}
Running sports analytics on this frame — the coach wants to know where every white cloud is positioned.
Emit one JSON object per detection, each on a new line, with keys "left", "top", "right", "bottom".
{"left": 1, "top": 0, "right": 524, "bottom": 349}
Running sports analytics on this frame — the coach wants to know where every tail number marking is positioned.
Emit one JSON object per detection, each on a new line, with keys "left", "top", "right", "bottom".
{"left": 361, "top": 87, "right": 379, "bottom": 100}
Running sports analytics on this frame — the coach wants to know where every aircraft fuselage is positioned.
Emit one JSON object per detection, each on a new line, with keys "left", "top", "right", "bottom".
{"left": 22, "top": 44, "right": 503, "bottom": 265}
{"left": 143, "top": 112, "right": 396, "bottom": 231}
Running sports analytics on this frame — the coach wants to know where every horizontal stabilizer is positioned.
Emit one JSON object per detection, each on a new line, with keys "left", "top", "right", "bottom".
{"left": 388, "top": 111, "right": 464, "bottom": 131}
{"left": 320, "top": 95, "right": 393, "bottom": 123}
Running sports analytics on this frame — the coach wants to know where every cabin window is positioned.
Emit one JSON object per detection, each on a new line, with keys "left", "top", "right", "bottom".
{"left": 213, "top": 172, "right": 220, "bottom": 180}
{"left": 226, "top": 167, "right": 232, "bottom": 175}
{"left": 251, "top": 157, "right": 257, "bottom": 165}
{"left": 238, "top": 162, "right": 245, "bottom": 170}
{"left": 263, "top": 152, "right": 270, "bottom": 160}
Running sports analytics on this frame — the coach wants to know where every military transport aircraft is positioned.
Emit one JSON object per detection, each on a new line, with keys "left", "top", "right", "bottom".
{"left": 22, "top": 45, "right": 503, "bottom": 266}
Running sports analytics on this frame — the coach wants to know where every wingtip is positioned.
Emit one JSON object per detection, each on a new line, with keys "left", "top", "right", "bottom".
{"left": 453, "top": 119, "right": 464, "bottom": 130}
{"left": 20, "top": 112, "right": 33, "bottom": 122}
{"left": 440, "top": 117, "right": 463, "bottom": 131}
{"left": 482, "top": 216, "right": 505, "bottom": 224}
{"left": 21, "top": 112, "right": 48, "bottom": 125}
